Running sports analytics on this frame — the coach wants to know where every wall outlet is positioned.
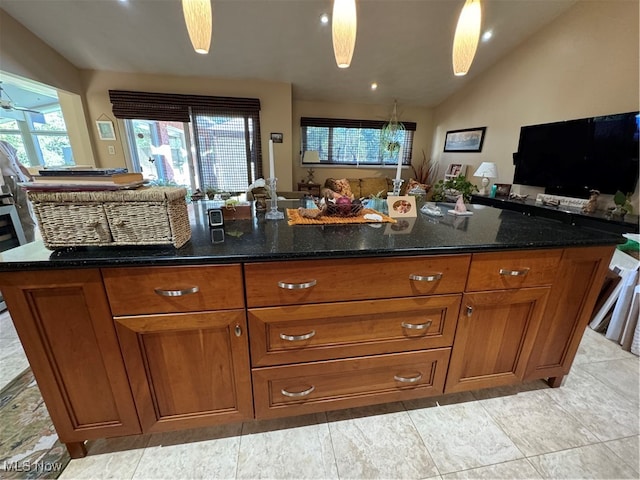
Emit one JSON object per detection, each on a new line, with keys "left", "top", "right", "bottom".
{"left": 108, "top": 145, "right": 115, "bottom": 155}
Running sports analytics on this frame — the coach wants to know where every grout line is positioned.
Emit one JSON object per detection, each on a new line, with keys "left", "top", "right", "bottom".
{"left": 401, "top": 400, "right": 444, "bottom": 479}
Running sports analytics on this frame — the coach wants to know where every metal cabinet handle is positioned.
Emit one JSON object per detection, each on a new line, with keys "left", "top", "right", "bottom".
{"left": 281, "top": 385, "right": 315, "bottom": 397}
{"left": 499, "top": 268, "right": 530, "bottom": 276}
{"left": 277, "top": 280, "right": 317, "bottom": 290}
{"left": 234, "top": 324, "right": 242, "bottom": 337}
{"left": 409, "top": 273, "right": 443, "bottom": 282}
{"left": 394, "top": 373, "right": 423, "bottom": 383}
{"left": 401, "top": 320, "right": 433, "bottom": 330}
{"left": 154, "top": 286, "right": 200, "bottom": 297}
{"left": 280, "top": 330, "right": 316, "bottom": 342}
{"left": 466, "top": 305, "right": 473, "bottom": 317}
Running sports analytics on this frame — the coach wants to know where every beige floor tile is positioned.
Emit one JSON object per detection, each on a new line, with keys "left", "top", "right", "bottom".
{"left": 604, "top": 435, "right": 640, "bottom": 474}
{"left": 132, "top": 424, "right": 241, "bottom": 480}
{"left": 527, "top": 443, "right": 638, "bottom": 479}
{"left": 327, "top": 402, "right": 439, "bottom": 479}
{"left": 406, "top": 398, "right": 523, "bottom": 474}
{"left": 236, "top": 413, "right": 337, "bottom": 479}
{"left": 477, "top": 389, "right": 599, "bottom": 456}
{"left": 573, "top": 328, "right": 636, "bottom": 365}
{"left": 544, "top": 367, "right": 639, "bottom": 441}
{"left": 59, "top": 435, "right": 150, "bottom": 480}
{"left": 441, "top": 459, "right": 542, "bottom": 479}
{"left": 577, "top": 358, "right": 639, "bottom": 405}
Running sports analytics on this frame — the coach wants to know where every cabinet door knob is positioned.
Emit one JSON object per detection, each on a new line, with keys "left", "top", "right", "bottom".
{"left": 279, "top": 330, "right": 316, "bottom": 341}
{"left": 277, "top": 280, "right": 317, "bottom": 290}
{"left": 466, "top": 305, "right": 473, "bottom": 317}
{"left": 234, "top": 324, "right": 242, "bottom": 337}
{"left": 409, "top": 273, "right": 443, "bottom": 282}
{"left": 281, "top": 385, "right": 315, "bottom": 397}
{"left": 394, "top": 373, "right": 423, "bottom": 383}
{"left": 401, "top": 320, "right": 433, "bottom": 330}
{"left": 499, "top": 268, "right": 530, "bottom": 276}
{"left": 153, "top": 286, "right": 199, "bottom": 297}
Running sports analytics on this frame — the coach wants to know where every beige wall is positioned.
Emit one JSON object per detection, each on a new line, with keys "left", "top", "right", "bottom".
{"left": 293, "top": 100, "right": 434, "bottom": 189}
{"left": 80, "top": 70, "right": 295, "bottom": 189}
{"left": 432, "top": 0, "right": 640, "bottom": 206}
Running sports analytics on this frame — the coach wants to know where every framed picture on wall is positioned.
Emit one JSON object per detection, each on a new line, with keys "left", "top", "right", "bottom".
{"left": 444, "top": 127, "right": 486, "bottom": 152}
{"left": 96, "top": 120, "right": 116, "bottom": 141}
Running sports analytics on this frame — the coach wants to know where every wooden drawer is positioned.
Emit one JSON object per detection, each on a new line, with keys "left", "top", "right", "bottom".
{"left": 102, "top": 265, "right": 244, "bottom": 316}
{"left": 244, "top": 255, "right": 471, "bottom": 307}
{"left": 466, "top": 249, "right": 562, "bottom": 291}
{"left": 249, "top": 295, "right": 461, "bottom": 366}
{"left": 252, "top": 348, "right": 451, "bottom": 419}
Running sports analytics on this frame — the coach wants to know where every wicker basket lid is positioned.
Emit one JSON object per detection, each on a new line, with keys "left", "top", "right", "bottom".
{"left": 28, "top": 186, "right": 187, "bottom": 203}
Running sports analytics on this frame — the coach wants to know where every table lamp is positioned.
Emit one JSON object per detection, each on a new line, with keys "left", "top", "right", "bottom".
{"left": 473, "top": 162, "right": 498, "bottom": 196}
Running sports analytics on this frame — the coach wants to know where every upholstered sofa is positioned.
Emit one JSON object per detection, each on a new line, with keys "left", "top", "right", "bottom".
{"left": 321, "top": 177, "right": 404, "bottom": 199}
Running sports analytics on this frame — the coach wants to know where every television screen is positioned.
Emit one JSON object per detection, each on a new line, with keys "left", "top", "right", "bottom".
{"left": 513, "top": 112, "right": 639, "bottom": 196}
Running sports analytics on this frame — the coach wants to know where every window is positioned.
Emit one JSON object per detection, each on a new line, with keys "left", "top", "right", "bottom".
{"left": 301, "top": 117, "right": 416, "bottom": 166}
{"left": 110, "top": 90, "right": 262, "bottom": 193}
{"left": 0, "top": 106, "right": 73, "bottom": 168}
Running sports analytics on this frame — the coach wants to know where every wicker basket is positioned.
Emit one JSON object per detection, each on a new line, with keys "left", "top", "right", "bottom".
{"left": 28, "top": 187, "right": 191, "bottom": 248}
{"left": 326, "top": 201, "right": 364, "bottom": 217}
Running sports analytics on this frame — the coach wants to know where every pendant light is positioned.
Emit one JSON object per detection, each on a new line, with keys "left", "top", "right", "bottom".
{"left": 182, "top": 0, "right": 213, "bottom": 54}
{"left": 452, "top": 0, "right": 482, "bottom": 76}
{"left": 332, "top": 0, "right": 357, "bottom": 68}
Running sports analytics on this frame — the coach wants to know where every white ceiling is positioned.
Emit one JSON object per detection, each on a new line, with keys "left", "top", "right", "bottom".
{"left": 1, "top": 0, "right": 578, "bottom": 107}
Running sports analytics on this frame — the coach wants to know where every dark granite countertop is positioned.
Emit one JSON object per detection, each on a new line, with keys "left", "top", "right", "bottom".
{"left": 0, "top": 200, "right": 625, "bottom": 271}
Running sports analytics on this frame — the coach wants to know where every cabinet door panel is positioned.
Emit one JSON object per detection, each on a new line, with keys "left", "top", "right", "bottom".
{"left": 445, "top": 287, "right": 550, "bottom": 393}
{"left": 525, "top": 246, "right": 614, "bottom": 380}
{"left": 0, "top": 270, "right": 140, "bottom": 442}
{"left": 116, "top": 310, "right": 253, "bottom": 433}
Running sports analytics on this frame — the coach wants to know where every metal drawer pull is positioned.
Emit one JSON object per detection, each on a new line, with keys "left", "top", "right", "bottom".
{"left": 401, "top": 320, "right": 433, "bottom": 330}
{"left": 466, "top": 305, "right": 473, "bottom": 317}
{"left": 409, "top": 273, "right": 443, "bottom": 282}
{"left": 154, "top": 286, "right": 200, "bottom": 297}
{"left": 280, "top": 330, "right": 316, "bottom": 342}
{"left": 277, "top": 280, "right": 317, "bottom": 290}
{"left": 394, "top": 373, "right": 423, "bottom": 383}
{"left": 281, "top": 385, "right": 315, "bottom": 397}
{"left": 499, "top": 268, "right": 530, "bottom": 276}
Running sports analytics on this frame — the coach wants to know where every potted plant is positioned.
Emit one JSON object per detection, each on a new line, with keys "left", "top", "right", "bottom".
{"left": 431, "top": 175, "right": 478, "bottom": 203}
{"left": 612, "top": 190, "right": 634, "bottom": 218}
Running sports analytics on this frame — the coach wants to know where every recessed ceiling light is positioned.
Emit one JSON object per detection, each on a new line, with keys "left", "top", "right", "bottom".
{"left": 482, "top": 30, "right": 493, "bottom": 42}
{"left": 320, "top": 13, "right": 329, "bottom": 24}
{"left": 371, "top": 83, "right": 378, "bottom": 91}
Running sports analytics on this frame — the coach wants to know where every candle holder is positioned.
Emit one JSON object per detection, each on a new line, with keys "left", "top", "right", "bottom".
{"left": 265, "top": 177, "right": 284, "bottom": 220}
{"left": 392, "top": 178, "right": 404, "bottom": 196}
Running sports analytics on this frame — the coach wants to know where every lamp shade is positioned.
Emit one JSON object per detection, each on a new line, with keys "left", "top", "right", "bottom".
{"left": 332, "top": 0, "right": 357, "bottom": 68}
{"left": 182, "top": 0, "right": 213, "bottom": 54}
{"left": 473, "top": 162, "right": 497, "bottom": 178}
{"left": 452, "top": 0, "right": 482, "bottom": 76}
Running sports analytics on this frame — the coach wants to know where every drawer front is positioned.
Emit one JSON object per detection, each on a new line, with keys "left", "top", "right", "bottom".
{"left": 102, "top": 265, "right": 244, "bottom": 315}
{"left": 466, "top": 249, "right": 562, "bottom": 291}
{"left": 253, "top": 348, "right": 451, "bottom": 419}
{"left": 249, "top": 295, "right": 461, "bottom": 366}
{"left": 244, "top": 255, "right": 471, "bottom": 307}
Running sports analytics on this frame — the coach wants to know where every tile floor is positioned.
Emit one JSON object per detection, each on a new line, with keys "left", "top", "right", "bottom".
{"left": 1, "top": 311, "right": 638, "bottom": 479}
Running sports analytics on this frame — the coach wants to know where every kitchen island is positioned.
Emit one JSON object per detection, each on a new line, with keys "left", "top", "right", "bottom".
{"left": 0, "top": 201, "right": 624, "bottom": 458}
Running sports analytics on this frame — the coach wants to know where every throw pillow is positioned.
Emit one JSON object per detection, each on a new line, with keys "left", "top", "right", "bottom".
{"left": 406, "top": 178, "right": 429, "bottom": 194}
{"left": 331, "top": 178, "right": 354, "bottom": 199}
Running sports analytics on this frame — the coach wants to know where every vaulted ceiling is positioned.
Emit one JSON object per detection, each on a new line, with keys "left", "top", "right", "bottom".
{"left": 1, "top": 0, "right": 577, "bottom": 107}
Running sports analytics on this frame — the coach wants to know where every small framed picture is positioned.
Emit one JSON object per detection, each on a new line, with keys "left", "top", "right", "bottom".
{"left": 445, "top": 163, "right": 464, "bottom": 177}
{"left": 96, "top": 120, "right": 116, "bottom": 141}
{"left": 386, "top": 195, "right": 417, "bottom": 218}
{"left": 270, "top": 132, "right": 283, "bottom": 143}
{"left": 495, "top": 183, "right": 512, "bottom": 198}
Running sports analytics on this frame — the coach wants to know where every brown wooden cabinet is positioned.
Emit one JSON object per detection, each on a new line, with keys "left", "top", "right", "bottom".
{"left": 445, "top": 287, "right": 550, "bottom": 393}
{"left": 103, "top": 265, "right": 254, "bottom": 433}
{"left": 0, "top": 269, "right": 141, "bottom": 457}
{"left": 115, "top": 310, "right": 253, "bottom": 432}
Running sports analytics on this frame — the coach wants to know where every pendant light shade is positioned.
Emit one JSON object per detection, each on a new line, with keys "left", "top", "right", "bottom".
{"left": 452, "top": 0, "right": 482, "bottom": 76}
{"left": 182, "top": 0, "right": 213, "bottom": 54}
{"left": 332, "top": 0, "right": 357, "bottom": 68}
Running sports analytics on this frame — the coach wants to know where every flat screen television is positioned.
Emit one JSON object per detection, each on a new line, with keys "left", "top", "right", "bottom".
{"left": 513, "top": 112, "right": 639, "bottom": 197}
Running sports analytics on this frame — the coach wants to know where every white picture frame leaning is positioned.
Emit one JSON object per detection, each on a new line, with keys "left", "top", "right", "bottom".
{"left": 96, "top": 120, "right": 116, "bottom": 141}
{"left": 386, "top": 195, "right": 417, "bottom": 218}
